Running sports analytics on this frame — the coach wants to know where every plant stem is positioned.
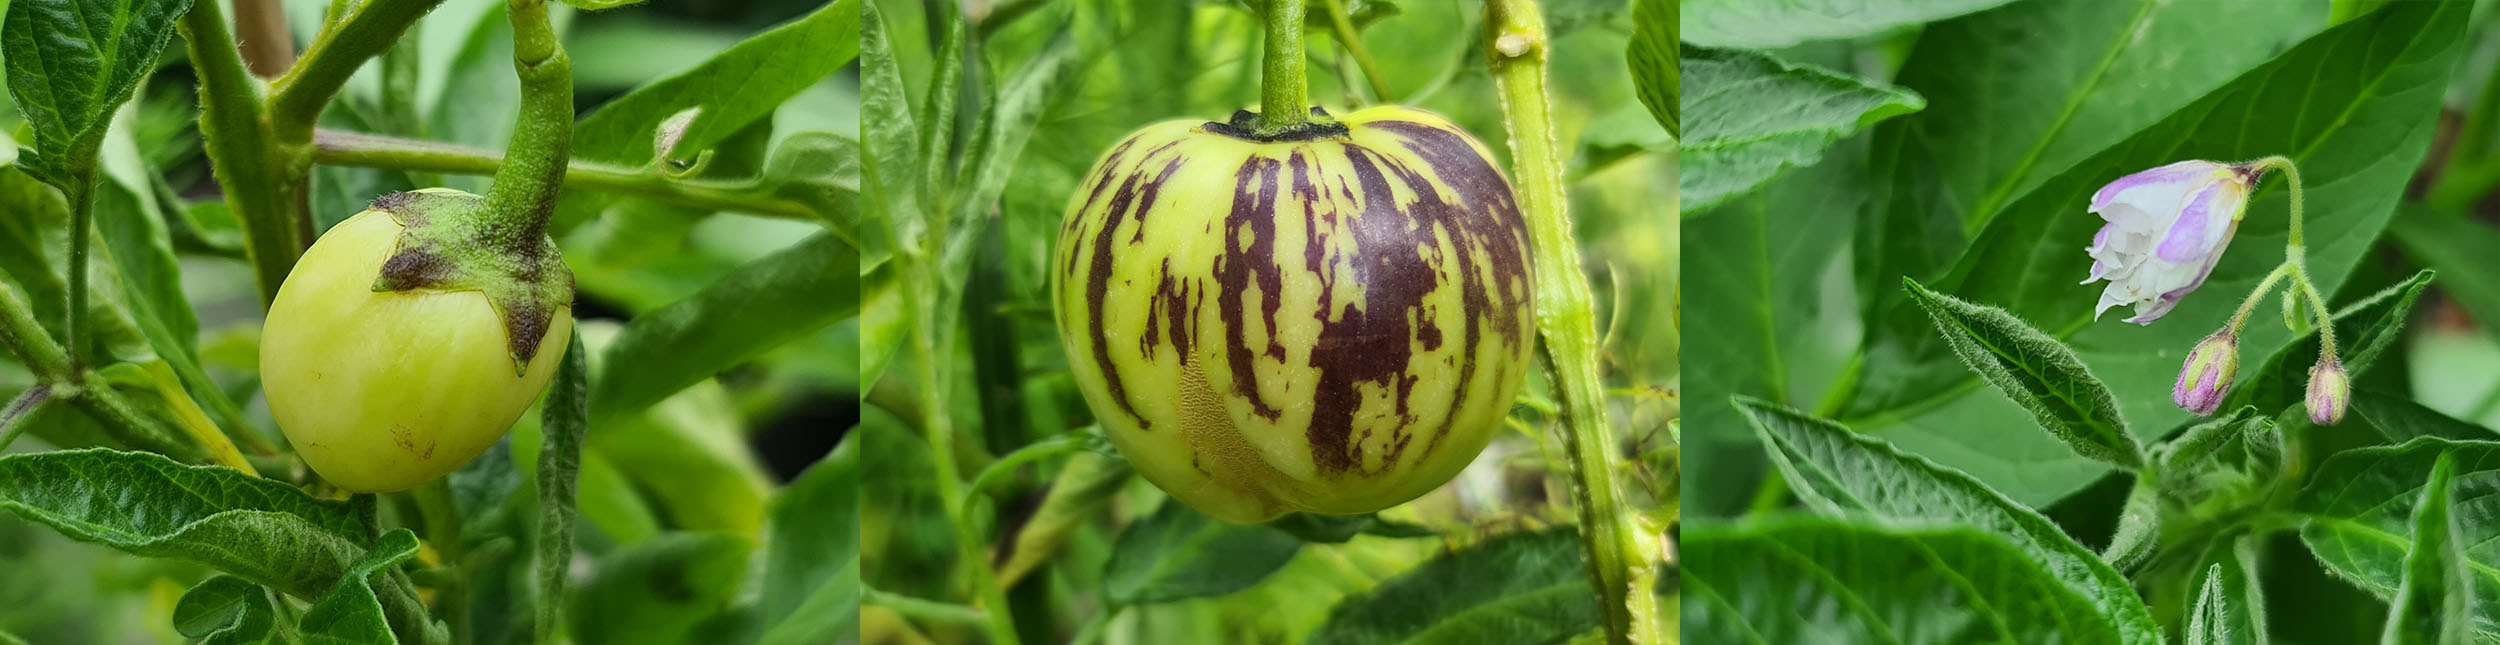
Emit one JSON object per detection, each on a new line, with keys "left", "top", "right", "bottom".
{"left": 309, "top": 130, "right": 823, "bottom": 220}
{"left": 1483, "top": 1, "right": 1661, "bottom": 643}
{"left": 1317, "top": 0, "right": 1392, "bottom": 102}
{"left": 2250, "top": 156, "right": 2305, "bottom": 247}
{"left": 907, "top": 268, "right": 1022, "bottom": 645}
{"left": 864, "top": 586, "right": 992, "bottom": 628}
{"left": 182, "top": 1, "right": 305, "bottom": 305}
{"left": 270, "top": 0, "right": 448, "bottom": 143}
{"left": 233, "top": 0, "right": 296, "bottom": 77}
{"left": 411, "top": 481, "right": 471, "bottom": 645}
{"left": 1256, "top": 0, "right": 1313, "bottom": 133}
{"left": 63, "top": 173, "right": 94, "bottom": 369}
{"left": 2226, "top": 262, "right": 2296, "bottom": 333}
{"left": 484, "top": 0, "right": 574, "bottom": 249}
{"left": 0, "top": 386, "right": 52, "bottom": 453}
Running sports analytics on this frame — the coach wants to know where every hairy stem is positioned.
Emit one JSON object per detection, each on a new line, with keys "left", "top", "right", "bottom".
{"left": 2226, "top": 262, "right": 2296, "bottom": 333}
{"left": 309, "top": 130, "right": 821, "bottom": 219}
{"left": 903, "top": 256, "right": 1019, "bottom": 644}
{"left": 61, "top": 173, "right": 93, "bottom": 368}
{"left": 483, "top": 0, "right": 575, "bottom": 250}
{"left": 182, "top": 1, "right": 304, "bottom": 305}
{"left": 0, "top": 386, "right": 51, "bottom": 453}
{"left": 270, "top": 0, "right": 447, "bottom": 143}
{"left": 1256, "top": 0, "right": 1312, "bottom": 133}
{"left": 1484, "top": 1, "right": 1661, "bottom": 643}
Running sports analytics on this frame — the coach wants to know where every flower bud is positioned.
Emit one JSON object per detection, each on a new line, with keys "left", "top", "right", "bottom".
{"left": 2083, "top": 160, "right": 2260, "bottom": 324}
{"left": 2174, "top": 332, "right": 2238, "bottom": 415}
{"left": 2306, "top": 359, "right": 2350, "bottom": 425}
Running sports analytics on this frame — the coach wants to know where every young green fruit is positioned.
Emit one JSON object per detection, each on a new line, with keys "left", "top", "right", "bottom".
{"left": 1052, "top": 106, "right": 1534, "bottom": 524}
{"left": 263, "top": 188, "right": 574, "bottom": 493}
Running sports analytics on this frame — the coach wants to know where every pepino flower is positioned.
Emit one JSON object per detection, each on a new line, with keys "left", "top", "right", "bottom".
{"left": 2306, "top": 359, "right": 2350, "bottom": 425}
{"left": 2174, "top": 331, "right": 2238, "bottom": 415}
{"left": 2083, "top": 160, "right": 2260, "bottom": 324}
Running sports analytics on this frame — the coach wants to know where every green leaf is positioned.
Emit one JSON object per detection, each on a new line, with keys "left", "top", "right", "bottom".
{"left": 589, "top": 232, "right": 854, "bottom": 425}
{"left": 1733, "top": 398, "right": 2159, "bottom": 643}
{"left": 758, "top": 131, "right": 859, "bottom": 224}
{"left": 1843, "top": 0, "right": 2471, "bottom": 505}
{"left": 2186, "top": 536, "right": 2270, "bottom": 645}
{"left": 0, "top": 449, "right": 431, "bottom": 640}
{"left": 2355, "top": 390, "right": 2500, "bottom": 443}
{"left": 1679, "top": 45, "right": 1922, "bottom": 212}
{"left": 2221, "top": 271, "right": 2432, "bottom": 415}
{"left": 996, "top": 451, "right": 1131, "bottom": 586}
{"left": 1854, "top": 0, "right": 2319, "bottom": 392}
{"left": 1685, "top": 515, "right": 2132, "bottom": 643}
{"left": 1626, "top": 0, "right": 1673, "bottom": 136}
{"left": 536, "top": 331, "right": 588, "bottom": 645}
{"left": 566, "top": 532, "right": 753, "bottom": 644}
{"left": 2296, "top": 437, "right": 2500, "bottom": 641}
{"left": 753, "top": 434, "right": 858, "bottom": 645}
{"left": 0, "top": 0, "right": 197, "bottom": 172}
{"left": 1679, "top": 136, "right": 1866, "bottom": 517}
{"left": 1103, "top": 499, "right": 1303, "bottom": 605}
{"left": 573, "top": 0, "right": 857, "bottom": 168}
{"left": 2380, "top": 452, "right": 2472, "bottom": 645}
{"left": 1680, "top": 0, "right": 2023, "bottom": 49}
{"left": 173, "top": 576, "right": 275, "bottom": 644}
{"left": 1300, "top": 529, "right": 1597, "bottom": 645}
{"left": 1903, "top": 278, "right": 2141, "bottom": 467}
{"left": 857, "top": 0, "right": 921, "bottom": 242}
{"left": 298, "top": 529, "right": 423, "bottom": 644}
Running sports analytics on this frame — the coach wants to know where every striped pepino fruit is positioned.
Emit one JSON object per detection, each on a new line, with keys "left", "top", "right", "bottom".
{"left": 1052, "top": 105, "right": 1534, "bottom": 524}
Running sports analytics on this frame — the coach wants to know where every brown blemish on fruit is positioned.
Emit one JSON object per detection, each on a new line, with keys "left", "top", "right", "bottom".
{"left": 390, "top": 424, "right": 436, "bottom": 460}
{"left": 1179, "top": 352, "right": 1288, "bottom": 520}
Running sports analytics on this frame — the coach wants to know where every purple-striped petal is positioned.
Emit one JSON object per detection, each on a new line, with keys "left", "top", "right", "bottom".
{"left": 2091, "top": 160, "right": 2218, "bottom": 211}
{"left": 2156, "top": 184, "right": 2221, "bottom": 263}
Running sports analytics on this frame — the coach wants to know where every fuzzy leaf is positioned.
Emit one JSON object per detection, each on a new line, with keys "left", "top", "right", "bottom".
{"left": 1733, "top": 397, "right": 2159, "bottom": 643}
{"left": 1904, "top": 278, "right": 2140, "bottom": 467}
{"left": 2378, "top": 452, "right": 2473, "bottom": 645}
{"left": 1679, "top": 45, "right": 1922, "bottom": 212}
{"left": 1686, "top": 516, "right": 2129, "bottom": 643}
{"left": 2296, "top": 438, "right": 2500, "bottom": 641}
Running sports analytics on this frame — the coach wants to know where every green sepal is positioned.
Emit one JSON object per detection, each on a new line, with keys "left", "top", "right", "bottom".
{"left": 366, "top": 189, "right": 575, "bottom": 376}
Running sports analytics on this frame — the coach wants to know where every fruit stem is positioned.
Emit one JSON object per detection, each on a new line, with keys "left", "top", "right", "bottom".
{"left": 1484, "top": 1, "right": 1663, "bottom": 643}
{"left": 1256, "top": 0, "right": 1314, "bottom": 134}
{"left": 484, "top": 0, "right": 574, "bottom": 252}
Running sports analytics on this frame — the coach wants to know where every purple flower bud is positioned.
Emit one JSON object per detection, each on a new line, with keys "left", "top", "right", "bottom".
{"left": 2174, "top": 332, "right": 2237, "bottom": 415}
{"left": 2307, "top": 359, "right": 2350, "bottom": 425}
{"left": 2083, "top": 161, "right": 2259, "bottom": 324}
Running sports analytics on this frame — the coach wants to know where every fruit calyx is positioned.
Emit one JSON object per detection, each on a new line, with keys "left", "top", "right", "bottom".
{"left": 1204, "top": 106, "right": 1349, "bottom": 143}
{"left": 367, "top": 188, "right": 574, "bottom": 375}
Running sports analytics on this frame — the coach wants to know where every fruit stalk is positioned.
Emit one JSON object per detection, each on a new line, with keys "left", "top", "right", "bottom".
{"left": 1484, "top": 0, "right": 1663, "bottom": 642}
{"left": 1256, "top": 0, "right": 1313, "bottom": 133}
{"left": 484, "top": 0, "right": 574, "bottom": 252}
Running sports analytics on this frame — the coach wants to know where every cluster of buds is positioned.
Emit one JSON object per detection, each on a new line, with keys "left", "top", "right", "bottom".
{"left": 2084, "top": 158, "right": 2348, "bottom": 425}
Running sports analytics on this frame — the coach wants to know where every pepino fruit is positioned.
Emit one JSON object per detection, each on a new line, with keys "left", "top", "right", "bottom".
{"left": 1052, "top": 105, "right": 1534, "bottom": 524}
{"left": 262, "top": 188, "right": 573, "bottom": 493}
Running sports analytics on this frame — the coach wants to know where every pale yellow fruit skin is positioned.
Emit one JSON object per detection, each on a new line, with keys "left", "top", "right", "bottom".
{"left": 262, "top": 205, "right": 573, "bottom": 493}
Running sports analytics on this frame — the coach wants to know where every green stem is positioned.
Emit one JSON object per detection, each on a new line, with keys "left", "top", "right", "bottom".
{"left": 269, "top": 0, "right": 448, "bottom": 143}
{"left": 2291, "top": 264, "right": 2339, "bottom": 361}
{"left": 484, "top": 0, "right": 574, "bottom": 250}
{"left": 0, "top": 267, "right": 70, "bottom": 381}
{"left": 0, "top": 386, "right": 52, "bottom": 453}
{"left": 2249, "top": 156, "right": 2304, "bottom": 246}
{"left": 902, "top": 260, "right": 1018, "bottom": 644}
{"left": 63, "top": 173, "right": 93, "bottom": 369}
{"left": 309, "top": 130, "right": 823, "bottom": 220}
{"left": 181, "top": 1, "right": 305, "bottom": 306}
{"left": 864, "top": 586, "right": 992, "bottom": 629}
{"left": 1256, "top": 0, "right": 1313, "bottom": 133}
{"left": 2225, "top": 262, "right": 2296, "bottom": 333}
{"left": 1483, "top": 1, "right": 1660, "bottom": 643}
{"left": 1316, "top": 0, "right": 1392, "bottom": 102}
{"left": 960, "top": 433, "right": 1083, "bottom": 510}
